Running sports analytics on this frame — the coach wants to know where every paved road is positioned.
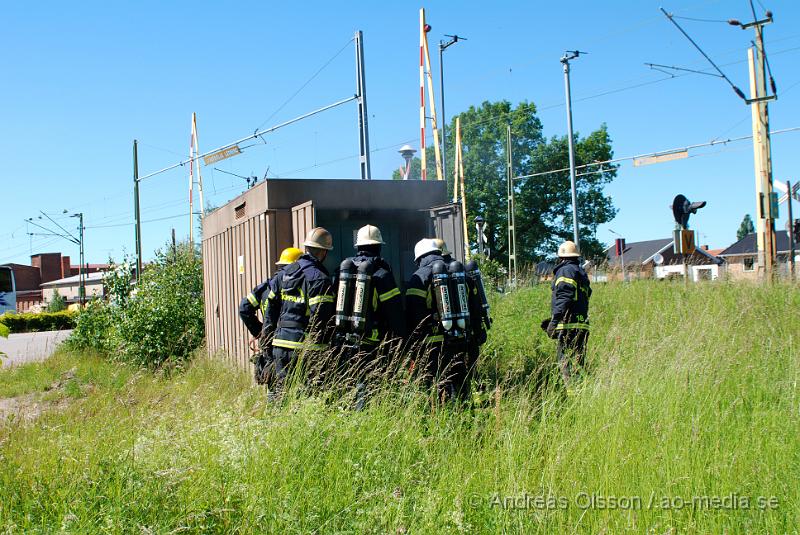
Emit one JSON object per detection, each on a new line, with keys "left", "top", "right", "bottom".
{"left": 0, "top": 330, "right": 72, "bottom": 368}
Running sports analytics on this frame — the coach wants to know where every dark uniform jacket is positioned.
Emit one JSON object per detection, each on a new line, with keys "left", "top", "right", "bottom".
{"left": 239, "top": 267, "right": 284, "bottom": 338}
{"left": 343, "top": 251, "right": 405, "bottom": 344}
{"left": 265, "top": 254, "right": 335, "bottom": 352}
{"left": 404, "top": 252, "right": 446, "bottom": 345}
{"left": 550, "top": 259, "right": 591, "bottom": 332}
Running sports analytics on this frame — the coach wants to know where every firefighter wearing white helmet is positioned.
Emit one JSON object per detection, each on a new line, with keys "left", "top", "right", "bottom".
{"left": 543, "top": 240, "right": 591, "bottom": 383}
{"left": 333, "top": 225, "right": 405, "bottom": 408}
{"left": 262, "top": 227, "right": 335, "bottom": 396}
{"left": 333, "top": 225, "right": 404, "bottom": 350}
{"left": 404, "top": 239, "right": 451, "bottom": 393}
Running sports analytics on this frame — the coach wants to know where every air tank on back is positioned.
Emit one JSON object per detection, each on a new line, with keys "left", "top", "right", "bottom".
{"left": 335, "top": 258, "right": 356, "bottom": 331}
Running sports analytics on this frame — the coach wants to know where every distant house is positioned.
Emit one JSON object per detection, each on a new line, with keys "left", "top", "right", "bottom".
{"left": 40, "top": 271, "right": 106, "bottom": 304}
{"left": 605, "top": 238, "right": 723, "bottom": 281}
{"left": 717, "top": 231, "right": 796, "bottom": 280}
{"left": 3, "top": 252, "right": 110, "bottom": 311}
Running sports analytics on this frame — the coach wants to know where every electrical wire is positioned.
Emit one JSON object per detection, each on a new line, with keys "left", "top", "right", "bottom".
{"left": 254, "top": 37, "right": 355, "bottom": 132}
{"left": 671, "top": 15, "right": 730, "bottom": 23}
{"left": 660, "top": 7, "right": 747, "bottom": 100}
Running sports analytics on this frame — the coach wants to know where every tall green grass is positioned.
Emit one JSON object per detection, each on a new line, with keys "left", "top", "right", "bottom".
{"left": 0, "top": 281, "right": 797, "bottom": 533}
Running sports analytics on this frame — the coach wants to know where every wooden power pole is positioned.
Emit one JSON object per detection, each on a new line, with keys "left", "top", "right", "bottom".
{"left": 745, "top": 15, "right": 777, "bottom": 278}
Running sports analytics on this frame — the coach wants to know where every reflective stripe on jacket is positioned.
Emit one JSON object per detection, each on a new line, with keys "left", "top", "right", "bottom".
{"left": 238, "top": 267, "right": 285, "bottom": 338}
{"left": 270, "top": 254, "right": 334, "bottom": 352}
{"left": 404, "top": 253, "right": 445, "bottom": 346}
{"left": 551, "top": 259, "right": 591, "bottom": 331}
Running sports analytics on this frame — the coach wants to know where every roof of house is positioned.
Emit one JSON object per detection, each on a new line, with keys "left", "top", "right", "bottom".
{"left": 606, "top": 237, "right": 723, "bottom": 266}
{"left": 1, "top": 263, "right": 40, "bottom": 272}
{"left": 72, "top": 263, "right": 111, "bottom": 270}
{"left": 706, "top": 248, "right": 725, "bottom": 257}
{"left": 40, "top": 271, "right": 106, "bottom": 288}
{"left": 606, "top": 238, "right": 673, "bottom": 266}
{"left": 718, "top": 231, "right": 790, "bottom": 256}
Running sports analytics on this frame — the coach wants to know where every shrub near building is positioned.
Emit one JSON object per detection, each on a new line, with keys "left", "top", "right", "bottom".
{"left": 68, "top": 243, "right": 204, "bottom": 368}
{"left": 0, "top": 310, "right": 76, "bottom": 333}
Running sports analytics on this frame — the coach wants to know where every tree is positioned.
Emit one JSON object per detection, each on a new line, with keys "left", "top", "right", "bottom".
{"left": 392, "top": 100, "right": 617, "bottom": 262}
{"left": 47, "top": 288, "right": 67, "bottom": 312}
{"left": 737, "top": 214, "right": 755, "bottom": 240}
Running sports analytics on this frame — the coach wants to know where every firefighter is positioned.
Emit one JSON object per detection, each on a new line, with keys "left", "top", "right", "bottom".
{"left": 239, "top": 247, "right": 302, "bottom": 383}
{"left": 545, "top": 240, "right": 591, "bottom": 383}
{"left": 263, "top": 227, "right": 336, "bottom": 395}
{"left": 405, "top": 238, "right": 471, "bottom": 400}
{"left": 333, "top": 224, "right": 405, "bottom": 407}
{"left": 334, "top": 224, "right": 405, "bottom": 349}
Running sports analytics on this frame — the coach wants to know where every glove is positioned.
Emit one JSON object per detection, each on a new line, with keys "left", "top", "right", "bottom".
{"left": 539, "top": 318, "right": 550, "bottom": 333}
{"left": 253, "top": 349, "right": 275, "bottom": 385}
{"left": 545, "top": 319, "right": 558, "bottom": 339}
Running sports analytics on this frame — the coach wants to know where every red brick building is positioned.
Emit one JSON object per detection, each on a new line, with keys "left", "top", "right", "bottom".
{"left": 3, "top": 253, "right": 110, "bottom": 312}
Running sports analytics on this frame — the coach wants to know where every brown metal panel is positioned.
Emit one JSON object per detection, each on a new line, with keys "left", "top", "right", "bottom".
{"left": 224, "top": 228, "right": 234, "bottom": 365}
{"left": 209, "top": 234, "right": 218, "bottom": 356}
{"left": 291, "top": 201, "right": 315, "bottom": 249}
{"left": 218, "top": 231, "right": 227, "bottom": 360}
{"left": 219, "top": 229, "right": 228, "bottom": 364}
{"left": 234, "top": 222, "right": 246, "bottom": 367}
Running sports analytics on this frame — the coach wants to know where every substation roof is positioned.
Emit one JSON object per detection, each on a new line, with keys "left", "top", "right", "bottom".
{"left": 203, "top": 178, "right": 448, "bottom": 240}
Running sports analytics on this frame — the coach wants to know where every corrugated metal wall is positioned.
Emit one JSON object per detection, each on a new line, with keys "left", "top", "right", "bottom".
{"left": 203, "top": 210, "right": 287, "bottom": 370}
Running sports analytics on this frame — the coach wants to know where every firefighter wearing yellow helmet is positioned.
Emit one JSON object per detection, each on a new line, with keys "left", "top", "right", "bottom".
{"left": 544, "top": 240, "right": 591, "bottom": 383}
{"left": 239, "top": 247, "right": 302, "bottom": 383}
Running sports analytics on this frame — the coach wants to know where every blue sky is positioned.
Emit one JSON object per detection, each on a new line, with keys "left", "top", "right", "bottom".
{"left": 2, "top": 0, "right": 799, "bottom": 265}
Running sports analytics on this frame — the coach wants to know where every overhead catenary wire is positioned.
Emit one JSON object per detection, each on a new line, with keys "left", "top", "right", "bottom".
{"left": 254, "top": 37, "right": 355, "bottom": 132}
{"left": 512, "top": 126, "right": 800, "bottom": 182}
{"left": 137, "top": 95, "right": 357, "bottom": 182}
{"left": 660, "top": 7, "right": 748, "bottom": 101}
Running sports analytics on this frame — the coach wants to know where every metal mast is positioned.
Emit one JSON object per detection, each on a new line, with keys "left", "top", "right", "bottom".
{"left": 355, "top": 30, "right": 371, "bottom": 180}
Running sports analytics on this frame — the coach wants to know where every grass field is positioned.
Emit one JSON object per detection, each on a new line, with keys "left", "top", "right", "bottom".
{"left": 0, "top": 281, "right": 798, "bottom": 533}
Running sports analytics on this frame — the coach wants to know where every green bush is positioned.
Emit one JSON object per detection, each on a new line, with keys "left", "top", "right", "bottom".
{"left": 0, "top": 310, "right": 77, "bottom": 333}
{"left": 475, "top": 255, "right": 506, "bottom": 290}
{"left": 46, "top": 289, "right": 67, "bottom": 312}
{"left": 117, "top": 243, "right": 204, "bottom": 367}
{"left": 66, "top": 298, "right": 119, "bottom": 353}
{"left": 67, "top": 243, "right": 204, "bottom": 368}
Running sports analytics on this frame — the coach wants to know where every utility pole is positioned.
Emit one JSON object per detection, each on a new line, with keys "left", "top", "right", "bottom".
{"left": 77, "top": 213, "right": 85, "bottom": 305}
{"left": 506, "top": 124, "right": 517, "bottom": 287}
{"left": 788, "top": 180, "right": 795, "bottom": 280}
{"left": 354, "top": 30, "right": 371, "bottom": 180}
{"left": 561, "top": 50, "right": 584, "bottom": 250}
{"left": 744, "top": 17, "right": 777, "bottom": 279}
{"left": 439, "top": 34, "right": 465, "bottom": 189}
{"left": 133, "top": 140, "right": 143, "bottom": 280}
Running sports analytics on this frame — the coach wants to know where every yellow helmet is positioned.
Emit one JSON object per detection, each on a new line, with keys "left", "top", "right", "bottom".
{"left": 277, "top": 247, "right": 302, "bottom": 266}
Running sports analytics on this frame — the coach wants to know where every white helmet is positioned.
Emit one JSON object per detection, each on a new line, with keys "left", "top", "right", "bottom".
{"left": 355, "top": 224, "right": 385, "bottom": 247}
{"left": 414, "top": 238, "right": 441, "bottom": 262}
{"left": 558, "top": 240, "right": 580, "bottom": 258}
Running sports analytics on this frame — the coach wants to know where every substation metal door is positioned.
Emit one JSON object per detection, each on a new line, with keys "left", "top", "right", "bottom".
{"left": 428, "top": 202, "right": 465, "bottom": 262}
